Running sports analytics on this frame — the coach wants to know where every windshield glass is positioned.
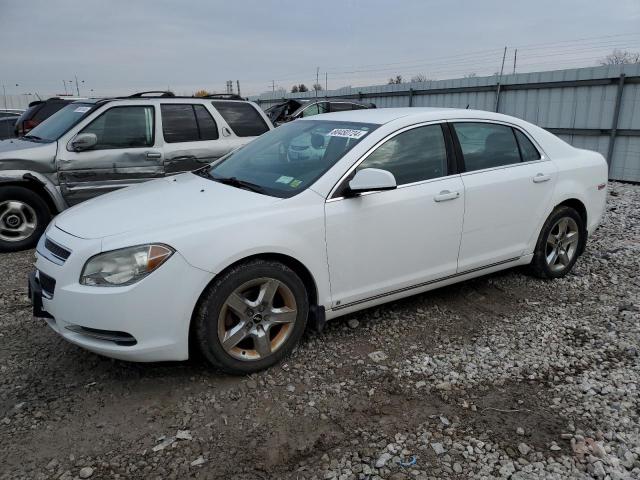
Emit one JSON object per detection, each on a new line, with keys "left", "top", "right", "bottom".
{"left": 207, "top": 120, "right": 378, "bottom": 198}
{"left": 25, "top": 103, "right": 94, "bottom": 142}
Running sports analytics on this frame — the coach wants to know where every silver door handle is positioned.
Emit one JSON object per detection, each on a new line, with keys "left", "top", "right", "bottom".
{"left": 532, "top": 173, "right": 551, "bottom": 183}
{"left": 434, "top": 190, "right": 460, "bottom": 202}
{"left": 146, "top": 152, "right": 162, "bottom": 159}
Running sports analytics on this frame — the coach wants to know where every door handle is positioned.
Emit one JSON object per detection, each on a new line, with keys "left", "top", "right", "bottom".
{"left": 146, "top": 152, "right": 162, "bottom": 159}
{"left": 434, "top": 190, "right": 460, "bottom": 202}
{"left": 532, "top": 173, "right": 551, "bottom": 183}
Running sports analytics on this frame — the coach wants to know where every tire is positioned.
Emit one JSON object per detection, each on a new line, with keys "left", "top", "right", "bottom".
{"left": 194, "top": 259, "right": 309, "bottom": 374}
{"left": 0, "top": 186, "right": 52, "bottom": 252}
{"left": 530, "top": 206, "right": 586, "bottom": 279}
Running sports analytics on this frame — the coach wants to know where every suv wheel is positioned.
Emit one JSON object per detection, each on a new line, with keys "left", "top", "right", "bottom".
{"left": 530, "top": 206, "right": 585, "bottom": 279}
{"left": 194, "top": 259, "right": 309, "bottom": 374}
{"left": 0, "top": 186, "right": 52, "bottom": 252}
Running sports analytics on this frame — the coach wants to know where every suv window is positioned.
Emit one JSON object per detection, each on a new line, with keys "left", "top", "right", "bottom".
{"left": 161, "top": 104, "right": 219, "bottom": 143}
{"left": 210, "top": 101, "right": 269, "bottom": 137}
{"left": 301, "top": 102, "right": 329, "bottom": 118}
{"left": 357, "top": 124, "right": 447, "bottom": 185}
{"left": 453, "top": 122, "right": 521, "bottom": 172}
{"left": 32, "top": 102, "right": 69, "bottom": 122}
{"left": 330, "top": 102, "right": 353, "bottom": 112}
{"left": 514, "top": 129, "right": 541, "bottom": 162}
{"left": 81, "top": 106, "right": 154, "bottom": 149}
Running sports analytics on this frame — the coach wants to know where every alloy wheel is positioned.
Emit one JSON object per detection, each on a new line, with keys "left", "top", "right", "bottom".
{"left": 0, "top": 200, "right": 37, "bottom": 242}
{"left": 217, "top": 277, "right": 298, "bottom": 361}
{"left": 545, "top": 217, "right": 580, "bottom": 273}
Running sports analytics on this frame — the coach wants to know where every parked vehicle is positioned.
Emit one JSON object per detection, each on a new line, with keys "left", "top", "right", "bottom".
{"left": 0, "top": 108, "right": 25, "bottom": 117}
{"left": 14, "top": 97, "right": 86, "bottom": 137}
{"left": 0, "top": 91, "right": 272, "bottom": 251}
{"left": 29, "top": 108, "right": 607, "bottom": 374}
{"left": 0, "top": 113, "right": 20, "bottom": 140}
{"left": 265, "top": 98, "right": 376, "bottom": 125}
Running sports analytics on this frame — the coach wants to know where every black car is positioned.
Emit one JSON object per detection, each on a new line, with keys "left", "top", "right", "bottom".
{"left": 0, "top": 112, "right": 21, "bottom": 140}
{"left": 14, "top": 97, "right": 85, "bottom": 137}
{"left": 265, "top": 98, "right": 376, "bottom": 125}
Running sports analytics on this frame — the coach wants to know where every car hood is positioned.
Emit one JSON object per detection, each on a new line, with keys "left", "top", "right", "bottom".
{"left": 0, "top": 138, "right": 57, "bottom": 162}
{"left": 54, "top": 172, "right": 282, "bottom": 240}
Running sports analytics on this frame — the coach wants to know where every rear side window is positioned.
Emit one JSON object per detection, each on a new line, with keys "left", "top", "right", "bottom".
{"left": 210, "top": 101, "right": 269, "bottom": 137}
{"left": 301, "top": 102, "right": 329, "bottom": 118}
{"left": 453, "top": 122, "right": 521, "bottom": 172}
{"left": 81, "top": 106, "right": 154, "bottom": 149}
{"left": 357, "top": 124, "right": 447, "bottom": 185}
{"left": 514, "top": 129, "right": 541, "bottom": 162}
{"left": 161, "top": 104, "right": 219, "bottom": 143}
{"left": 330, "top": 102, "right": 352, "bottom": 112}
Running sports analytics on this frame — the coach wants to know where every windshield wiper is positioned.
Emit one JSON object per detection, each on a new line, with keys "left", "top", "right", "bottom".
{"left": 22, "top": 135, "right": 43, "bottom": 141}
{"left": 214, "top": 176, "right": 266, "bottom": 194}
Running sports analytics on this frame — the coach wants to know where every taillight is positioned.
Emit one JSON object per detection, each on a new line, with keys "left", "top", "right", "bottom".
{"left": 23, "top": 119, "right": 39, "bottom": 133}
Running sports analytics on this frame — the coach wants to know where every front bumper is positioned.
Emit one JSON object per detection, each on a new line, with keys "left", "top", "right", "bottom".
{"left": 32, "top": 227, "right": 213, "bottom": 362}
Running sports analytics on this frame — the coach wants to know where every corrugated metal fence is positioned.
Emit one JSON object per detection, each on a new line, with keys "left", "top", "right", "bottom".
{"left": 251, "top": 64, "right": 640, "bottom": 183}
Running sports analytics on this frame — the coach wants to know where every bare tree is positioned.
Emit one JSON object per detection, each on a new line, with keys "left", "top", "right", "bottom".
{"left": 298, "top": 84, "right": 309, "bottom": 92}
{"left": 291, "top": 85, "right": 299, "bottom": 93}
{"left": 312, "top": 83, "right": 323, "bottom": 91}
{"left": 387, "top": 75, "right": 403, "bottom": 84}
{"left": 410, "top": 73, "right": 430, "bottom": 83}
{"left": 599, "top": 49, "right": 640, "bottom": 65}
{"left": 464, "top": 73, "right": 477, "bottom": 78}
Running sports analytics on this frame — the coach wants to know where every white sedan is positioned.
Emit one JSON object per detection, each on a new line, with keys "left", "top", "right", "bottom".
{"left": 29, "top": 108, "right": 607, "bottom": 374}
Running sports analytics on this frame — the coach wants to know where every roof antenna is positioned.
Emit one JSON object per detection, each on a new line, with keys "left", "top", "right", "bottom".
{"left": 466, "top": 104, "right": 470, "bottom": 109}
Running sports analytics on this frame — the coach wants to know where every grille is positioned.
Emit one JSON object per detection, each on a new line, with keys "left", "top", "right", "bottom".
{"left": 38, "top": 271, "right": 56, "bottom": 297}
{"left": 44, "top": 238, "right": 71, "bottom": 261}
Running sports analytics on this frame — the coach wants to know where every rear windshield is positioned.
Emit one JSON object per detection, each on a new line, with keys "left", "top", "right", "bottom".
{"left": 24, "top": 103, "right": 94, "bottom": 142}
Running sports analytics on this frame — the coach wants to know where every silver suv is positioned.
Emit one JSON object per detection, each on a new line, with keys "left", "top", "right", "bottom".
{"left": 0, "top": 92, "right": 273, "bottom": 251}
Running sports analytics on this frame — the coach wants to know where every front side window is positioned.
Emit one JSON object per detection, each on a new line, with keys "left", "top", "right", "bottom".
{"left": 204, "top": 120, "right": 377, "bottom": 198}
{"left": 301, "top": 102, "right": 329, "bottom": 117}
{"left": 210, "top": 101, "right": 268, "bottom": 137}
{"left": 161, "top": 104, "right": 219, "bottom": 143}
{"left": 81, "top": 106, "right": 154, "bottom": 149}
{"left": 453, "top": 122, "right": 521, "bottom": 172}
{"left": 357, "top": 124, "right": 448, "bottom": 185}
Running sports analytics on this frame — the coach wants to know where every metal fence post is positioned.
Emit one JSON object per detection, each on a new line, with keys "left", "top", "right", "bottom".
{"left": 494, "top": 82, "right": 502, "bottom": 112}
{"left": 606, "top": 73, "right": 626, "bottom": 174}
{"left": 408, "top": 88, "right": 414, "bottom": 107}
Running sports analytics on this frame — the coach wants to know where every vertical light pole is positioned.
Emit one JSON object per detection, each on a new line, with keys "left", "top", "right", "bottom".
{"left": 2, "top": 85, "right": 6, "bottom": 109}
{"left": 62, "top": 80, "right": 68, "bottom": 95}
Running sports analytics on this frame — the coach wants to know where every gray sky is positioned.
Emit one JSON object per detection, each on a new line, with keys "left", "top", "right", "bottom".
{"left": 1, "top": 0, "right": 639, "bottom": 97}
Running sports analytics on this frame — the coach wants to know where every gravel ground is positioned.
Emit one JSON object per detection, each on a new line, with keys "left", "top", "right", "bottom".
{"left": 1, "top": 181, "right": 639, "bottom": 480}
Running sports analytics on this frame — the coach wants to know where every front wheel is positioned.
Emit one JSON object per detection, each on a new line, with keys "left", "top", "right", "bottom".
{"left": 0, "top": 186, "right": 52, "bottom": 252}
{"left": 194, "top": 259, "right": 309, "bottom": 374}
{"left": 530, "top": 206, "right": 585, "bottom": 279}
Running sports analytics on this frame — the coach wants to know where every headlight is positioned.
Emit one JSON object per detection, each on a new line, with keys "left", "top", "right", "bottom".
{"left": 80, "top": 244, "right": 174, "bottom": 286}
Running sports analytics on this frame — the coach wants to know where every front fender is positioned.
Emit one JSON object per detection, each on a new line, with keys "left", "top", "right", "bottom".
{"left": 0, "top": 170, "right": 67, "bottom": 212}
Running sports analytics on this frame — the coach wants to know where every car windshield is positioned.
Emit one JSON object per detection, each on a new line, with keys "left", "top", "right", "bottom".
{"left": 23, "top": 103, "right": 94, "bottom": 142}
{"left": 205, "top": 120, "right": 378, "bottom": 198}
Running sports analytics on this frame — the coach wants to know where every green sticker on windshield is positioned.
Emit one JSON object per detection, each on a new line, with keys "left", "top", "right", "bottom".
{"left": 290, "top": 179, "right": 303, "bottom": 188}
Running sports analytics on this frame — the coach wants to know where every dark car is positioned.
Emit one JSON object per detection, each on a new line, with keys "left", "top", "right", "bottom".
{"left": 14, "top": 97, "right": 86, "bottom": 137}
{"left": 265, "top": 98, "right": 376, "bottom": 125}
{"left": 0, "top": 111, "right": 21, "bottom": 140}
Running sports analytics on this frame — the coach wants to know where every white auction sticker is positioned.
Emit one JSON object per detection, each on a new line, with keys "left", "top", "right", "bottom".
{"left": 327, "top": 128, "right": 368, "bottom": 139}
{"left": 73, "top": 107, "right": 91, "bottom": 113}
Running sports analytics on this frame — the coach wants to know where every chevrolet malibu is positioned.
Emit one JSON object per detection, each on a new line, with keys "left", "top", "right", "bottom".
{"left": 30, "top": 108, "right": 607, "bottom": 374}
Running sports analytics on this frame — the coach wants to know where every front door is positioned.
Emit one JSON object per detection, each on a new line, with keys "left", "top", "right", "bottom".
{"left": 57, "top": 105, "right": 162, "bottom": 205}
{"left": 325, "top": 123, "right": 465, "bottom": 309}
{"left": 451, "top": 121, "right": 557, "bottom": 271}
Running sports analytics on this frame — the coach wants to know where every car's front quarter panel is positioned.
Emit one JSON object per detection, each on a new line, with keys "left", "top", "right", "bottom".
{"left": 35, "top": 225, "right": 214, "bottom": 361}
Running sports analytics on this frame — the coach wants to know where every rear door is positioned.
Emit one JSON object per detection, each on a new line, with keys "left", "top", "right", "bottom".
{"left": 160, "top": 103, "right": 229, "bottom": 175}
{"left": 451, "top": 121, "right": 557, "bottom": 271}
{"left": 57, "top": 104, "right": 161, "bottom": 205}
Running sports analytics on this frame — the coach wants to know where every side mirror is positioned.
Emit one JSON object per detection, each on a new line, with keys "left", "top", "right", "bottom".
{"left": 347, "top": 168, "right": 397, "bottom": 196}
{"left": 70, "top": 133, "right": 97, "bottom": 152}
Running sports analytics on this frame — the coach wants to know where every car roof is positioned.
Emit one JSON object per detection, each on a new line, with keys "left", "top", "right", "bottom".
{"left": 300, "top": 107, "right": 521, "bottom": 125}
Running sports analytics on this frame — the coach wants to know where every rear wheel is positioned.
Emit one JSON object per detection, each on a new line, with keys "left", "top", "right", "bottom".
{"left": 194, "top": 259, "right": 308, "bottom": 374}
{"left": 0, "top": 186, "right": 51, "bottom": 252}
{"left": 530, "top": 206, "right": 585, "bottom": 279}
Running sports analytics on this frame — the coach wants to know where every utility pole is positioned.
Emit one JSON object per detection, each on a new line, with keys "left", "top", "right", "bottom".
{"left": 271, "top": 80, "right": 275, "bottom": 95}
{"left": 316, "top": 67, "right": 319, "bottom": 99}
{"left": 2, "top": 85, "right": 6, "bottom": 109}
{"left": 236, "top": 80, "right": 241, "bottom": 97}
{"left": 74, "top": 75, "right": 80, "bottom": 96}
{"left": 513, "top": 49, "right": 517, "bottom": 74}
{"left": 325, "top": 72, "right": 328, "bottom": 92}
{"left": 495, "top": 46, "right": 507, "bottom": 112}
{"left": 62, "top": 80, "right": 68, "bottom": 95}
